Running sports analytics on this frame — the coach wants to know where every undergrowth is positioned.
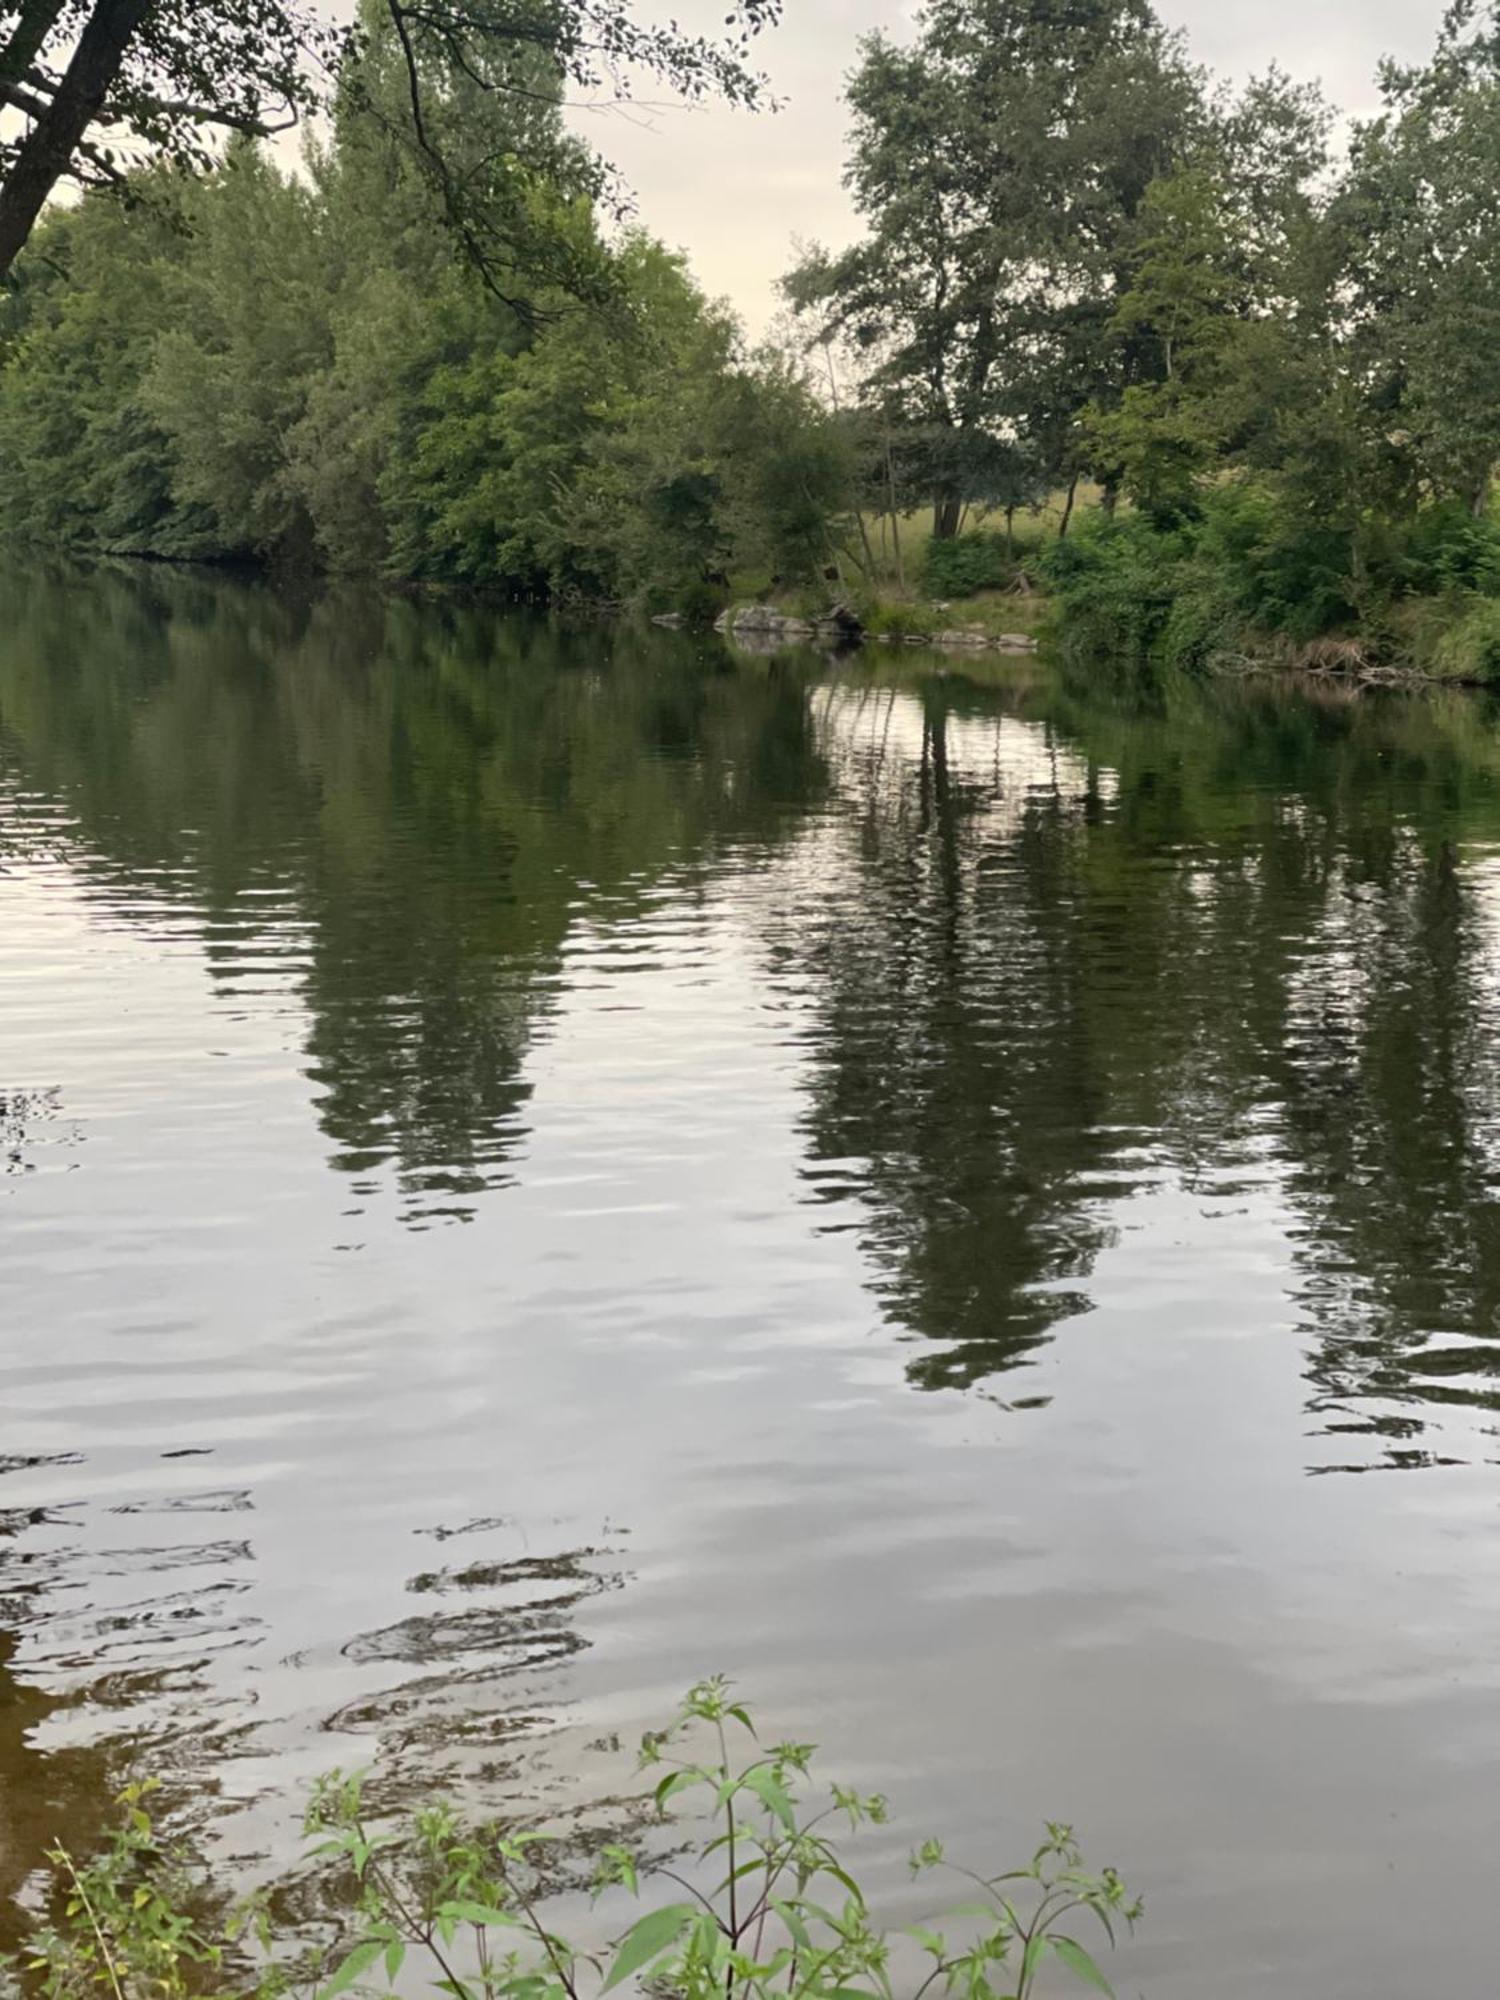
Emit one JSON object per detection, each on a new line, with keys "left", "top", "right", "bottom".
{"left": 1038, "top": 481, "right": 1500, "bottom": 680}
{"left": 9, "top": 1680, "right": 1139, "bottom": 2000}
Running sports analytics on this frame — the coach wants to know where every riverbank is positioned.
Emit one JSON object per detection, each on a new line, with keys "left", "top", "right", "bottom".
{"left": 1040, "top": 494, "right": 1500, "bottom": 689}
{"left": 709, "top": 590, "right": 1047, "bottom": 657}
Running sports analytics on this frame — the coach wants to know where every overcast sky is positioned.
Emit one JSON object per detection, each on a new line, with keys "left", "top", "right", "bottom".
{"left": 571, "top": 0, "right": 1451, "bottom": 333}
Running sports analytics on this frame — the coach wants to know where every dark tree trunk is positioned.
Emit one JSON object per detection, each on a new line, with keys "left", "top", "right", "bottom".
{"left": 0, "top": 0, "right": 151, "bottom": 282}
{"left": 0, "top": 1, "right": 69, "bottom": 86}
{"left": 884, "top": 439, "right": 905, "bottom": 591}
{"left": 1100, "top": 474, "right": 1120, "bottom": 516}
{"left": 1057, "top": 475, "right": 1080, "bottom": 540}
{"left": 932, "top": 493, "right": 963, "bottom": 540}
{"left": 1004, "top": 504, "right": 1015, "bottom": 558}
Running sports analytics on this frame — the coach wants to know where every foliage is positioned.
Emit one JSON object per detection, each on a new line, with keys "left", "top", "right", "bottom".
{"left": 785, "top": 0, "right": 1205, "bottom": 535}
{"left": 922, "top": 534, "right": 1015, "bottom": 600}
{"left": 0, "top": 0, "right": 777, "bottom": 286}
{"left": 0, "top": 10, "right": 849, "bottom": 602}
{"left": 18, "top": 1782, "right": 229, "bottom": 2000}
{"left": 1039, "top": 476, "right": 1500, "bottom": 675}
{"left": 8, "top": 1682, "right": 1139, "bottom": 2000}
{"left": 1425, "top": 598, "right": 1500, "bottom": 684}
{"left": 1339, "top": 0, "right": 1500, "bottom": 515}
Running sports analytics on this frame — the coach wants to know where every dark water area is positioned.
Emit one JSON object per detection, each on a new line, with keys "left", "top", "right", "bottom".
{"left": 7, "top": 560, "right": 1500, "bottom": 1995}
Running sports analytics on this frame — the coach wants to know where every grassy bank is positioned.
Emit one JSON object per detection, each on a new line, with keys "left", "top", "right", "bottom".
{"left": 724, "top": 503, "right": 1065, "bottom": 652}
{"left": 760, "top": 483, "right": 1500, "bottom": 687}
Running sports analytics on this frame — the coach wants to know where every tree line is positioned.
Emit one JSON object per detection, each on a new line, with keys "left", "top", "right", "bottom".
{"left": 8, "top": 0, "right": 1500, "bottom": 654}
{"left": 0, "top": 0, "right": 849, "bottom": 604}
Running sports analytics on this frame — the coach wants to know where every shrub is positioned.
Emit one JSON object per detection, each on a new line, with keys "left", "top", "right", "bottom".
{"left": 1040, "top": 480, "right": 1372, "bottom": 670}
{"left": 861, "top": 598, "right": 939, "bottom": 640}
{"left": 1038, "top": 513, "right": 1186, "bottom": 667}
{"left": 1429, "top": 598, "right": 1500, "bottom": 683}
{"left": 1395, "top": 503, "right": 1500, "bottom": 599}
{"left": 922, "top": 533, "right": 1012, "bottom": 600}
{"left": 12, "top": 1681, "right": 1140, "bottom": 2000}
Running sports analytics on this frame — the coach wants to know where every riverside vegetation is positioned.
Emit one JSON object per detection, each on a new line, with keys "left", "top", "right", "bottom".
{"left": 8, "top": 0, "right": 1500, "bottom": 674}
{"left": 9, "top": 1681, "right": 1137, "bottom": 2000}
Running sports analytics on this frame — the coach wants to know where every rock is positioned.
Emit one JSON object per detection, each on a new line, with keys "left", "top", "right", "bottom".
{"left": 991, "top": 633, "right": 1039, "bottom": 652}
{"left": 934, "top": 629, "right": 992, "bottom": 648}
{"left": 725, "top": 604, "right": 815, "bottom": 639}
{"left": 651, "top": 611, "right": 685, "bottom": 628}
{"left": 815, "top": 602, "right": 865, "bottom": 637}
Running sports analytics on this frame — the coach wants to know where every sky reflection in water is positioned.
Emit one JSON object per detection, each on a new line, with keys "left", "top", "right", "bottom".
{"left": 7, "top": 562, "right": 1500, "bottom": 1996}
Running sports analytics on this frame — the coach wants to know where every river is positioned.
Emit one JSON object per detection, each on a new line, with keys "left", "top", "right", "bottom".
{"left": 6, "top": 559, "right": 1500, "bottom": 1997}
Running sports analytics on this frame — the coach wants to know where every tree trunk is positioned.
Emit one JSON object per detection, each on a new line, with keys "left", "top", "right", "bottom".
{"left": 1057, "top": 475, "right": 1080, "bottom": 540}
{"left": 0, "top": 0, "right": 152, "bottom": 282}
{"left": 1100, "top": 474, "right": 1120, "bottom": 517}
{"left": 932, "top": 493, "right": 963, "bottom": 540}
{"left": 1004, "top": 505, "right": 1015, "bottom": 559}
{"left": 884, "top": 439, "right": 905, "bottom": 591}
{"left": 1472, "top": 473, "right": 1492, "bottom": 521}
{"left": 0, "top": 1, "right": 69, "bottom": 86}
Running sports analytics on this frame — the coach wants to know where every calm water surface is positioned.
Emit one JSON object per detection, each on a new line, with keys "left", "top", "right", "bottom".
{"left": 7, "top": 561, "right": 1500, "bottom": 1995}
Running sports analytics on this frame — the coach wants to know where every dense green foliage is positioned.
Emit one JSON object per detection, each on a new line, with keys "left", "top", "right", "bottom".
{"left": 0, "top": 8, "right": 847, "bottom": 603}
{"left": 12, "top": 1682, "right": 1137, "bottom": 2000}
{"left": 785, "top": 0, "right": 1211, "bottom": 537}
{"left": 922, "top": 533, "right": 1016, "bottom": 599}
{"left": 0, "top": 0, "right": 775, "bottom": 285}
{"left": 14, "top": 0, "right": 1500, "bottom": 658}
{"left": 790, "top": 0, "right": 1500, "bottom": 671}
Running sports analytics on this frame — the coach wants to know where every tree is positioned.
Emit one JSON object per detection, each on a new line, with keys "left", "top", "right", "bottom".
{"left": 1342, "top": 0, "right": 1500, "bottom": 515}
{"left": 0, "top": 9, "right": 850, "bottom": 602}
{"left": 785, "top": 0, "right": 1205, "bottom": 536}
{"left": 0, "top": 0, "right": 778, "bottom": 285}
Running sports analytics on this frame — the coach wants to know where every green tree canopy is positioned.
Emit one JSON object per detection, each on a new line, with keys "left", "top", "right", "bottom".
{"left": 0, "top": 0, "right": 777, "bottom": 283}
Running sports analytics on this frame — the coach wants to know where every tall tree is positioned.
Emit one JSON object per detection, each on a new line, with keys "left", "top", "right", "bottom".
{"left": 1342, "top": 0, "right": 1500, "bottom": 515}
{"left": 785, "top": 0, "right": 1204, "bottom": 535}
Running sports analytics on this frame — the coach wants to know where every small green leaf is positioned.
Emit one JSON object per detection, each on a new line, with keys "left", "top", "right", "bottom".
{"left": 771, "top": 1899, "right": 812, "bottom": 1951}
{"left": 602, "top": 1904, "right": 698, "bottom": 1992}
{"left": 741, "top": 1766, "right": 796, "bottom": 1832}
{"left": 441, "top": 1903, "right": 520, "bottom": 1928}
{"left": 1052, "top": 1937, "right": 1114, "bottom": 1996}
{"left": 654, "top": 1770, "right": 704, "bottom": 1811}
{"left": 1018, "top": 1934, "right": 1050, "bottom": 1996}
{"left": 318, "top": 1936, "right": 385, "bottom": 2000}
{"left": 383, "top": 1941, "right": 406, "bottom": 1985}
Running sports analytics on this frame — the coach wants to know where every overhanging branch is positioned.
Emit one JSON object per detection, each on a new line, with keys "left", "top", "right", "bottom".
{"left": 13, "top": 61, "right": 299, "bottom": 137}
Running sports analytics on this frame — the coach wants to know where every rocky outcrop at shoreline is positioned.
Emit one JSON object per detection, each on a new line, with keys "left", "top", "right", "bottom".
{"left": 713, "top": 603, "right": 1039, "bottom": 654}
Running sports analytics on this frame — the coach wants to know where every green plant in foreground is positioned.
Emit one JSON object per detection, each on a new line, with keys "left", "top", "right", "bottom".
{"left": 12, "top": 1681, "right": 1139, "bottom": 2000}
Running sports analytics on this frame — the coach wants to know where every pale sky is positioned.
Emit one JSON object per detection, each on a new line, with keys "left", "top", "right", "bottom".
{"left": 573, "top": 0, "right": 1452, "bottom": 333}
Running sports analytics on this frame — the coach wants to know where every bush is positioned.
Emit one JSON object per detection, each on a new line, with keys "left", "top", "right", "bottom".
{"left": 1038, "top": 512, "right": 1186, "bottom": 667}
{"left": 1395, "top": 503, "right": 1500, "bottom": 599}
{"left": 1428, "top": 598, "right": 1500, "bottom": 682}
{"left": 922, "top": 533, "right": 1013, "bottom": 599}
{"left": 1039, "top": 480, "right": 1371, "bottom": 671}
{"left": 861, "top": 598, "right": 940, "bottom": 639}
{"left": 13, "top": 1681, "right": 1140, "bottom": 2000}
